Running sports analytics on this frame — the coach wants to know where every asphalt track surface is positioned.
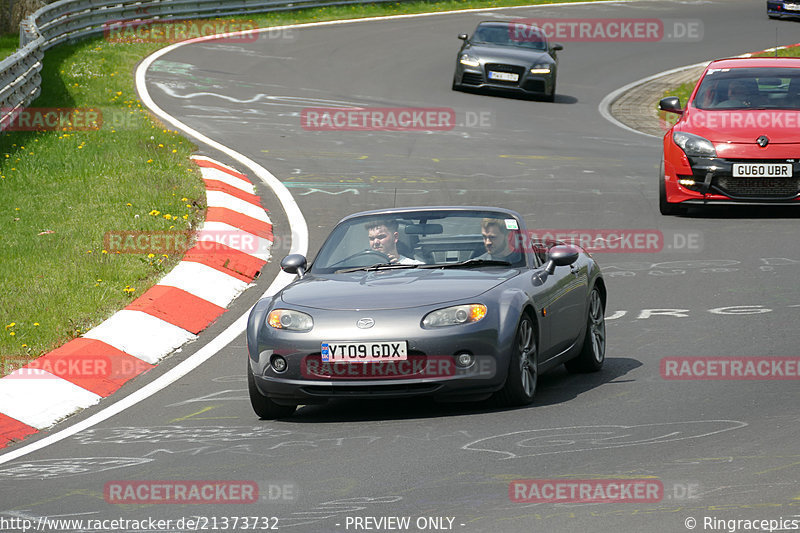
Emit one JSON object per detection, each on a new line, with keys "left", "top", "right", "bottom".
{"left": 2, "top": 1, "right": 800, "bottom": 532}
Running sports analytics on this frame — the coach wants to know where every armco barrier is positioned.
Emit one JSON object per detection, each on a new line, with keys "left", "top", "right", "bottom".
{"left": 0, "top": 0, "right": 401, "bottom": 132}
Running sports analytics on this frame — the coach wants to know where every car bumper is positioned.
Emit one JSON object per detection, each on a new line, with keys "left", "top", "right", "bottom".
{"left": 664, "top": 156, "right": 800, "bottom": 205}
{"left": 455, "top": 63, "right": 554, "bottom": 95}
{"left": 249, "top": 311, "right": 509, "bottom": 403}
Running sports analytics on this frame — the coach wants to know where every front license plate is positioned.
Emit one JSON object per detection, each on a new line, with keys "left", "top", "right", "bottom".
{"left": 732, "top": 163, "right": 792, "bottom": 178}
{"left": 321, "top": 341, "right": 408, "bottom": 362}
{"left": 488, "top": 71, "right": 519, "bottom": 82}
{"left": 785, "top": 3, "right": 800, "bottom": 10}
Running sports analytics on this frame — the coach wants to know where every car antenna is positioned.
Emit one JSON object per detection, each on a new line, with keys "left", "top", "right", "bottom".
{"left": 393, "top": 187, "right": 397, "bottom": 208}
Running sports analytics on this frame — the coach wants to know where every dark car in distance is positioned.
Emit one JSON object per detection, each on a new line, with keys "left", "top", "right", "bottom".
{"left": 246, "top": 207, "right": 606, "bottom": 419}
{"left": 767, "top": 0, "right": 800, "bottom": 19}
{"left": 452, "top": 21, "right": 562, "bottom": 101}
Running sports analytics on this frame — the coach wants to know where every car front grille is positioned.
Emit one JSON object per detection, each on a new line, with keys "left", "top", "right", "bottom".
{"left": 523, "top": 79, "right": 545, "bottom": 93}
{"left": 485, "top": 63, "right": 525, "bottom": 86}
{"left": 461, "top": 72, "right": 483, "bottom": 85}
{"left": 715, "top": 177, "right": 800, "bottom": 198}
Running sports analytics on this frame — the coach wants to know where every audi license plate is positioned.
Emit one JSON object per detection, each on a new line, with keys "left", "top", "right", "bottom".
{"left": 732, "top": 163, "right": 792, "bottom": 178}
{"left": 321, "top": 341, "right": 408, "bottom": 362}
{"left": 488, "top": 71, "right": 519, "bottom": 82}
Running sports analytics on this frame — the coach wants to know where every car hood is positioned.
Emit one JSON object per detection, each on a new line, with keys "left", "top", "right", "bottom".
{"left": 466, "top": 44, "right": 552, "bottom": 65}
{"left": 280, "top": 268, "right": 518, "bottom": 310}
{"left": 677, "top": 108, "right": 800, "bottom": 144}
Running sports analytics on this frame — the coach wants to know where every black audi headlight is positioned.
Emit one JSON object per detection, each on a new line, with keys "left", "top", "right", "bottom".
{"left": 459, "top": 54, "right": 480, "bottom": 67}
{"left": 673, "top": 132, "right": 717, "bottom": 158}
{"left": 529, "top": 63, "right": 552, "bottom": 74}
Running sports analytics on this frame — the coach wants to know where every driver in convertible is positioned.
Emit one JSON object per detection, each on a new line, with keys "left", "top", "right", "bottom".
{"left": 476, "top": 218, "right": 524, "bottom": 264}
{"left": 365, "top": 219, "right": 423, "bottom": 265}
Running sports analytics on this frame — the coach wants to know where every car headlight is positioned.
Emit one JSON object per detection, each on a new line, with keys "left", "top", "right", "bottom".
{"left": 459, "top": 54, "right": 480, "bottom": 67}
{"left": 530, "top": 63, "right": 552, "bottom": 74}
{"left": 673, "top": 132, "right": 717, "bottom": 157}
{"left": 267, "top": 309, "right": 313, "bottom": 331}
{"left": 422, "top": 304, "right": 487, "bottom": 328}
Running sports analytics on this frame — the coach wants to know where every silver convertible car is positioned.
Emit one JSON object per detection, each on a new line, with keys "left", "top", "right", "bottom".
{"left": 247, "top": 207, "right": 606, "bottom": 418}
{"left": 452, "top": 21, "right": 562, "bottom": 101}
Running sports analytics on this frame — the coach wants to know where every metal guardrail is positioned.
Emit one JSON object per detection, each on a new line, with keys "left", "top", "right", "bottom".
{"left": 1, "top": 0, "right": 399, "bottom": 132}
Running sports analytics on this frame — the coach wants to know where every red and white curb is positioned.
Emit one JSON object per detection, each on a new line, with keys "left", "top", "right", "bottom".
{"left": 0, "top": 155, "right": 271, "bottom": 448}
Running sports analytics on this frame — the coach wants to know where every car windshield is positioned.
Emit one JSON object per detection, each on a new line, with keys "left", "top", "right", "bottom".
{"left": 473, "top": 24, "right": 548, "bottom": 51}
{"left": 310, "top": 210, "right": 528, "bottom": 274}
{"left": 692, "top": 67, "right": 800, "bottom": 110}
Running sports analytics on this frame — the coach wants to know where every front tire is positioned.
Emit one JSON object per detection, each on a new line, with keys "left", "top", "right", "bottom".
{"left": 496, "top": 314, "right": 538, "bottom": 406}
{"left": 248, "top": 362, "right": 296, "bottom": 419}
{"left": 544, "top": 78, "right": 556, "bottom": 102}
{"left": 659, "top": 164, "right": 686, "bottom": 215}
{"left": 565, "top": 287, "right": 605, "bottom": 373}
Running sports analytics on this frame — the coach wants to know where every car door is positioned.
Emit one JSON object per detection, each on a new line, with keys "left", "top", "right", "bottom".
{"left": 529, "top": 259, "right": 588, "bottom": 359}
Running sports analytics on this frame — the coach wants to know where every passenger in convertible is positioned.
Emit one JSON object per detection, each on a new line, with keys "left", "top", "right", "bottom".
{"left": 476, "top": 218, "right": 524, "bottom": 264}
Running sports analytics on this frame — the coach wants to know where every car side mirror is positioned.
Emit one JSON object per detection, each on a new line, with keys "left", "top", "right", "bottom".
{"left": 551, "top": 43, "right": 563, "bottom": 51}
{"left": 659, "top": 96, "right": 683, "bottom": 115}
{"left": 281, "top": 254, "right": 307, "bottom": 278}
{"left": 458, "top": 33, "right": 468, "bottom": 41}
{"left": 544, "top": 245, "right": 579, "bottom": 275}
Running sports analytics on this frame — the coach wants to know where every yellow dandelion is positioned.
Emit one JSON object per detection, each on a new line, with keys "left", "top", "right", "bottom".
{"left": 147, "top": 253, "right": 155, "bottom": 258}
{"left": 33, "top": 322, "right": 39, "bottom": 326}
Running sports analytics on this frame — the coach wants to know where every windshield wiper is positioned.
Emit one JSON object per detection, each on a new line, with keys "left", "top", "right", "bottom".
{"left": 336, "top": 263, "right": 421, "bottom": 273}
{"left": 420, "top": 259, "right": 512, "bottom": 269}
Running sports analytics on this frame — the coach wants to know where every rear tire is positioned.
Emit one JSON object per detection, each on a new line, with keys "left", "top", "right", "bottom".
{"left": 248, "top": 362, "right": 296, "bottom": 419}
{"left": 495, "top": 314, "right": 538, "bottom": 406}
{"left": 565, "top": 287, "right": 605, "bottom": 373}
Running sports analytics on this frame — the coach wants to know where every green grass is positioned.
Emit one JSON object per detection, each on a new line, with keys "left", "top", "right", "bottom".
{"left": 658, "top": 44, "right": 800, "bottom": 128}
{"left": 0, "top": 33, "right": 18, "bottom": 60}
{"left": 0, "top": 0, "right": 596, "bottom": 366}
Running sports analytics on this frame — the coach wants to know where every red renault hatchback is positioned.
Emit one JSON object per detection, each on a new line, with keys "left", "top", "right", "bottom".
{"left": 658, "top": 57, "right": 800, "bottom": 215}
